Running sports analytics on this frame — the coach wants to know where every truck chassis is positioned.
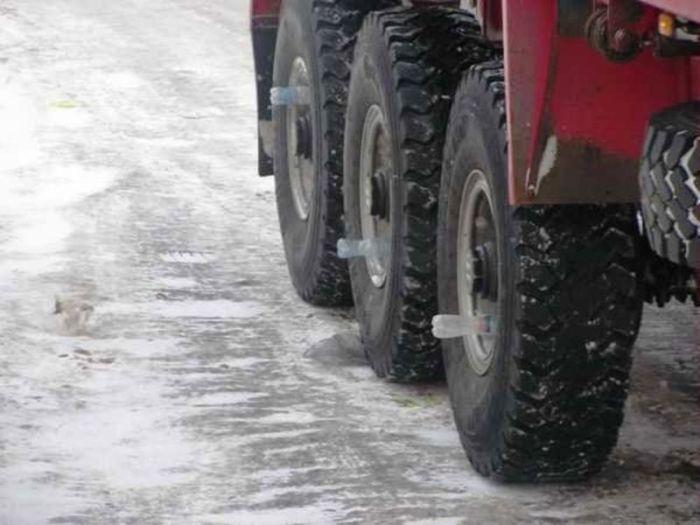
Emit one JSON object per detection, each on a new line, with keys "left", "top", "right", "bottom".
{"left": 251, "top": 0, "right": 700, "bottom": 481}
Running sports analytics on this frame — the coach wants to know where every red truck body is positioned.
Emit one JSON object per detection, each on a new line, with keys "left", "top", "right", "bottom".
{"left": 252, "top": 0, "right": 700, "bottom": 205}
{"left": 504, "top": 0, "right": 699, "bottom": 205}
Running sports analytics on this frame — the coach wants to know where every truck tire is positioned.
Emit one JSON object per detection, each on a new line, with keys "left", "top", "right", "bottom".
{"left": 344, "top": 8, "right": 495, "bottom": 381}
{"left": 438, "top": 62, "right": 644, "bottom": 481}
{"left": 640, "top": 102, "right": 700, "bottom": 269}
{"left": 272, "top": 0, "right": 397, "bottom": 306}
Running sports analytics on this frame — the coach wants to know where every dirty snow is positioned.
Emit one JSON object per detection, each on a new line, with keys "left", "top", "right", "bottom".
{"left": 0, "top": 1, "right": 698, "bottom": 524}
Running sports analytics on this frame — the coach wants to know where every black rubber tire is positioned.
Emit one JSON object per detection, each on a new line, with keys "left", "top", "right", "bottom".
{"left": 438, "top": 62, "right": 645, "bottom": 481}
{"left": 640, "top": 102, "right": 700, "bottom": 269}
{"left": 272, "top": 0, "right": 397, "bottom": 306}
{"left": 344, "top": 7, "right": 495, "bottom": 381}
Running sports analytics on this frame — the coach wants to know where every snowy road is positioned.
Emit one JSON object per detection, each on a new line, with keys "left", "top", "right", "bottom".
{"left": 0, "top": 1, "right": 698, "bottom": 524}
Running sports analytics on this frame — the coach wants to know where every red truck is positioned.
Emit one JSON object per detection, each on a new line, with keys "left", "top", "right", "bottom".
{"left": 251, "top": 0, "right": 700, "bottom": 482}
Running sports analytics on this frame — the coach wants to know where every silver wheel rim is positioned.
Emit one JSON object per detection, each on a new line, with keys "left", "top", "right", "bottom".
{"left": 457, "top": 170, "right": 498, "bottom": 376}
{"left": 286, "top": 57, "right": 313, "bottom": 221}
{"left": 359, "top": 105, "right": 391, "bottom": 288}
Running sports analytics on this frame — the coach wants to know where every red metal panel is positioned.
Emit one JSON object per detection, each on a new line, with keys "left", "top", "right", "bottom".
{"left": 692, "top": 58, "right": 700, "bottom": 99}
{"left": 251, "top": 0, "right": 281, "bottom": 18}
{"left": 471, "top": 0, "right": 504, "bottom": 40}
{"left": 639, "top": 0, "right": 700, "bottom": 23}
{"left": 503, "top": 1, "right": 554, "bottom": 205}
{"left": 503, "top": 0, "right": 691, "bottom": 205}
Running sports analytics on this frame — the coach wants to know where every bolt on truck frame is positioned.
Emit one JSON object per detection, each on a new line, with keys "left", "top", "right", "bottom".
{"left": 251, "top": 0, "right": 700, "bottom": 481}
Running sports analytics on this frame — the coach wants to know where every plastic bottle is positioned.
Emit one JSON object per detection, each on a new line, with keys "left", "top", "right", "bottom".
{"left": 432, "top": 314, "right": 494, "bottom": 339}
{"left": 337, "top": 238, "right": 390, "bottom": 259}
{"left": 270, "top": 86, "right": 310, "bottom": 106}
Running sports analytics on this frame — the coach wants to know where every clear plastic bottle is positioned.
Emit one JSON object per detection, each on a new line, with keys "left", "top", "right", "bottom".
{"left": 432, "top": 314, "right": 494, "bottom": 339}
{"left": 337, "top": 238, "right": 390, "bottom": 259}
{"left": 270, "top": 86, "right": 310, "bottom": 106}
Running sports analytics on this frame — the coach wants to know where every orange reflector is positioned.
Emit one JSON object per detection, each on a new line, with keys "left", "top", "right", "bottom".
{"left": 659, "top": 13, "right": 675, "bottom": 37}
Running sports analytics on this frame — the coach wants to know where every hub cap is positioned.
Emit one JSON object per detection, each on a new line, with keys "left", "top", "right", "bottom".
{"left": 457, "top": 170, "right": 499, "bottom": 376}
{"left": 359, "top": 105, "right": 392, "bottom": 288}
{"left": 286, "top": 58, "right": 313, "bottom": 221}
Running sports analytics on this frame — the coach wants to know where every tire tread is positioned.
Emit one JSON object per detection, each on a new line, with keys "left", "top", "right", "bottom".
{"left": 444, "top": 63, "right": 643, "bottom": 481}
{"left": 640, "top": 102, "right": 700, "bottom": 269}
{"left": 359, "top": 7, "right": 495, "bottom": 380}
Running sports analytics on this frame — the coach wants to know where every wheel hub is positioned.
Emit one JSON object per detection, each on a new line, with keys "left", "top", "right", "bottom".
{"left": 457, "top": 170, "right": 499, "bottom": 376}
{"left": 286, "top": 57, "right": 313, "bottom": 222}
{"left": 295, "top": 114, "right": 313, "bottom": 160}
{"left": 370, "top": 170, "right": 389, "bottom": 220}
{"left": 471, "top": 242, "right": 497, "bottom": 300}
{"left": 359, "top": 105, "right": 392, "bottom": 289}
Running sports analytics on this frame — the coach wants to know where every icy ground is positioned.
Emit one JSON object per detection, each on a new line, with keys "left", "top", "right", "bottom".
{"left": 0, "top": 1, "right": 698, "bottom": 524}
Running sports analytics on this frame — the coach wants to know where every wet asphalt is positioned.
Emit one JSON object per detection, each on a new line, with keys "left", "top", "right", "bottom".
{"left": 0, "top": 1, "right": 698, "bottom": 524}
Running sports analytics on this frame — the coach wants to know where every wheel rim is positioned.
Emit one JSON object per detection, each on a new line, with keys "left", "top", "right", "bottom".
{"left": 457, "top": 170, "right": 499, "bottom": 376}
{"left": 359, "top": 105, "right": 392, "bottom": 288}
{"left": 286, "top": 57, "right": 314, "bottom": 221}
